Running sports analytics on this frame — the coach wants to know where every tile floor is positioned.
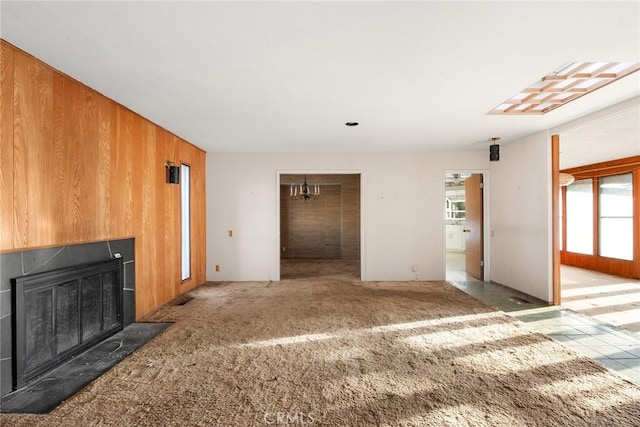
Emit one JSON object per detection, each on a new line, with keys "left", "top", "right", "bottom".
{"left": 561, "top": 265, "right": 640, "bottom": 334}
{"left": 446, "top": 251, "right": 640, "bottom": 385}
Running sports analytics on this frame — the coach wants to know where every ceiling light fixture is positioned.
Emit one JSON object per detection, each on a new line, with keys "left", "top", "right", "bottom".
{"left": 489, "top": 62, "right": 640, "bottom": 115}
{"left": 559, "top": 173, "right": 575, "bottom": 187}
{"left": 289, "top": 175, "right": 320, "bottom": 201}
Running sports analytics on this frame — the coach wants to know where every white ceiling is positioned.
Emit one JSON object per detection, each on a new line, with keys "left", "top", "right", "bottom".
{"left": 559, "top": 105, "right": 640, "bottom": 169}
{"left": 1, "top": 1, "right": 639, "bottom": 159}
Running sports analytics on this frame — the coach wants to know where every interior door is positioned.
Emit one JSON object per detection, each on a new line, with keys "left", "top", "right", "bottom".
{"left": 464, "top": 174, "right": 484, "bottom": 280}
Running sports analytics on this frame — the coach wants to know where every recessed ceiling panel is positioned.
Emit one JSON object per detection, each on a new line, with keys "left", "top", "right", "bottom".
{"left": 489, "top": 62, "right": 640, "bottom": 115}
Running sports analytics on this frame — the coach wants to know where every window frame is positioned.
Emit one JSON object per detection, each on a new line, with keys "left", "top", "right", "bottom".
{"left": 180, "top": 163, "right": 191, "bottom": 282}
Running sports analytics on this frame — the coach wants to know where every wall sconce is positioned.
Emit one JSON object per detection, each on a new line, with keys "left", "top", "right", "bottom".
{"left": 165, "top": 161, "right": 180, "bottom": 184}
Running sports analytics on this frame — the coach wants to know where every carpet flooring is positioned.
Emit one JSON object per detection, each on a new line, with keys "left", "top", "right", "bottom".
{"left": 2, "top": 277, "right": 639, "bottom": 426}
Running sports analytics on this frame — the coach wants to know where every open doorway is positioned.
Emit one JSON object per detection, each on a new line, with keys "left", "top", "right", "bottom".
{"left": 445, "top": 172, "right": 485, "bottom": 282}
{"left": 552, "top": 106, "right": 640, "bottom": 334}
{"left": 279, "top": 173, "right": 361, "bottom": 280}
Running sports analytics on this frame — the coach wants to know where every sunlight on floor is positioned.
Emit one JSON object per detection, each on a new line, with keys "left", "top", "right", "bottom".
{"left": 562, "top": 266, "right": 640, "bottom": 334}
{"left": 236, "top": 312, "right": 507, "bottom": 349}
{"left": 592, "top": 308, "right": 640, "bottom": 327}
{"left": 403, "top": 322, "right": 529, "bottom": 349}
{"left": 535, "top": 373, "right": 640, "bottom": 411}
{"left": 562, "top": 281, "right": 640, "bottom": 298}
{"left": 563, "top": 293, "right": 640, "bottom": 310}
{"left": 367, "top": 312, "right": 503, "bottom": 333}
{"left": 456, "top": 341, "right": 579, "bottom": 374}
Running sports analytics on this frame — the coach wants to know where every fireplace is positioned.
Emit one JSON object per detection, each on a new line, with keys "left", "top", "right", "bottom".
{"left": 11, "top": 258, "right": 124, "bottom": 390}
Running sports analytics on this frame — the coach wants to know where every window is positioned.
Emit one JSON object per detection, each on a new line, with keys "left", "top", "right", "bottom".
{"left": 599, "top": 173, "right": 633, "bottom": 260}
{"left": 566, "top": 179, "right": 593, "bottom": 255}
{"left": 181, "top": 164, "right": 191, "bottom": 281}
{"left": 559, "top": 191, "right": 563, "bottom": 251}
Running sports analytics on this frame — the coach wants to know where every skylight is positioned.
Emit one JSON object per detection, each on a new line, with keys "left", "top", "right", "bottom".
{"left": 489, "top": 62, "right": 640, "bottom": 115}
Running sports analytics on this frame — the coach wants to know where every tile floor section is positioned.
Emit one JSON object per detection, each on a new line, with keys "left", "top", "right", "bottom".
{"left": 449, "top": 280, "right": 640, "bottom": 386}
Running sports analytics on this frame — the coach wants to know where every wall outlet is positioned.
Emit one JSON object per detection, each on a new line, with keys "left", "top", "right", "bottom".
{"left": 282, "top": 247, "right": 286, "bottom": 252}
{"left": 215, "top": 265, "right": 220, "bottom": 272}
{"left": 228, "top": 230, "right": 233, "bottom": 237}
{"left": 411, "top": 265, "right": 417, "bottom": 272}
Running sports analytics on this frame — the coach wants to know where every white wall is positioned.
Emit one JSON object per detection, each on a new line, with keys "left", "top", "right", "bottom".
{"left": 489, "top": 131, "right": 552, "bottom": 301}
{"left": 206, "top": 151, "right": 490, "bottom": 282}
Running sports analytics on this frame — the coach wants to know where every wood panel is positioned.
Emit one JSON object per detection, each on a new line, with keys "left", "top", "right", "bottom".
{"left": 61, "top": 77, "right": 100, "bottom": 241}
{"left": 135, "top": 119, "right": 158, "bottom": 316}
{"left": 52, "top": 72, "right": 66, "bottom": 243}
{"left": 13, "top": 49, "right": 54, "bottom": 247}
{"left": 0, "top": 41, "right": 13, "bottom": 248}
{"left": 194, "top": 148, "right": 207, "bottom": 287}
{"left": 1, "top": 41, "right": 207, "bottom": 319}
{"left": 113, "top": 106, "right": 134, "bottom": 238}
{"left": 96, "top": 95, "right": 116, "bottom": 238}
{"left": 160, "top": 132, "right": 179, "bottom": 298}
{"left": 560, "top": 251, "right": 637, "bottom": 278}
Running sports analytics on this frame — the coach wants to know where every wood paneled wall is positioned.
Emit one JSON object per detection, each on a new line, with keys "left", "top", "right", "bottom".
{"left": 280, "top": 174, "right": 360, "bottom": 260}
{"left": 0, "top": 40, "right": 206, "bottom": 318}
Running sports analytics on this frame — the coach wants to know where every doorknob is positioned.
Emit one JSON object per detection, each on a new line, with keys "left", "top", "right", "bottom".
{"left": 463, "top": 229, "right": 471, "bottom": 233}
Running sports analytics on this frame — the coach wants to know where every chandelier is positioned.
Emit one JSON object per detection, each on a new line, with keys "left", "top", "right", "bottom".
{"left": 290, "top": 176, "right": 320, "bottom": 200}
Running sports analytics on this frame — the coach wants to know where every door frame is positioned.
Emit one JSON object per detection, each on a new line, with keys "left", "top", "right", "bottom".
{"left": 275, "top": 170, "right": 364, "bottom": 281}
{"left": 443, "top": 170, "right": 491, "bottom": 282}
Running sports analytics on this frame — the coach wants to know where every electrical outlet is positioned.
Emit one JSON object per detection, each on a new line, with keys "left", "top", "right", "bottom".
{"left": 215, "top": 265, "right": 220, "bottom": 272}
{"left": 411, "top": 265, "right": 417, "bottom": 272}
{"left": 228, "top": 230, "right": 233, "bottom": 237}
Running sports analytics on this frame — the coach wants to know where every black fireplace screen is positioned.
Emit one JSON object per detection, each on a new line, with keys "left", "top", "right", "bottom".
{"left": 11, "top": 258, "right": 123, "bottom": 390}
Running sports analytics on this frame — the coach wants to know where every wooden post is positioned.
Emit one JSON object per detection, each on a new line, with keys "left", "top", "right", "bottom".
{"left": 552, "top": 134, "right": 561, "bottom": 305}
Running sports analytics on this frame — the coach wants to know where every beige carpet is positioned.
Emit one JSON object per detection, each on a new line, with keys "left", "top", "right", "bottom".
{"left": 3, "top": 278, "right": 639, "bottom": 426}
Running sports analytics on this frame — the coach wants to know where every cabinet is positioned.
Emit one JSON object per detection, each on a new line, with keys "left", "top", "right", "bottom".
{"left": 446, "top": 224, "right": 466, "bottom": 251}
{"left": 446, "top": 198, "right": 465, "bottom": 220}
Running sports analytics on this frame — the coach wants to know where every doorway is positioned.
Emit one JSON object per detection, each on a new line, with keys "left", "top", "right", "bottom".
{"left": 552, "top": 112, "right": 640, "bottom": 331}
{"left": 279, "top": 173, "right": 361, "bottom": 280}
{"left": 445, "top": 172, "right": 486, "bottom": 282}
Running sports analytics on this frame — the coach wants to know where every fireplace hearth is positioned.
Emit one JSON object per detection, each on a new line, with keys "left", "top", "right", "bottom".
{"left": 11, "top": 258, "right": 124, "bottom": 390}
